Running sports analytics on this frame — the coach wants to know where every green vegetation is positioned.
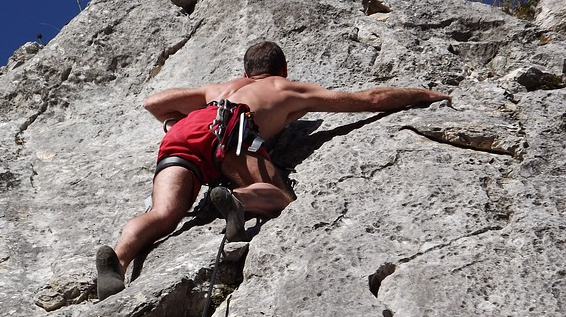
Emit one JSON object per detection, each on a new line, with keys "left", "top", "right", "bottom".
{"left": 470, "top": 0, "right": 540, "bottom": 20}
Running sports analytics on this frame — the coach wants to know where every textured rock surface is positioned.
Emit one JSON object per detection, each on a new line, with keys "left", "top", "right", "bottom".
{"left": 536, "top": 0, "right": 566, "bottom": 33}
{"left": 1, "top": 0, "right": 565, "bottom": 316}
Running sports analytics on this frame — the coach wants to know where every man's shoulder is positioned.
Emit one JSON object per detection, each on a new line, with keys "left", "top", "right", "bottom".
{"left": 203, "top": 77, "right": 256, "bottom": 100}
{"left": 206, "top": 77, "right": 253, "bottom": 89}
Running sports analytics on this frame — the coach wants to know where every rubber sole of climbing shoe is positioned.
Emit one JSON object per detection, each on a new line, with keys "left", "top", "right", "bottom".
{"left": 96, "top": 245, "right": 125, "bottom": 301}
{"left": 210, "top": 187, "right": 249, "bottom": 242}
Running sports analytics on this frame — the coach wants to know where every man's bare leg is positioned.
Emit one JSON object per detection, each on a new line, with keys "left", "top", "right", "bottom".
{"left": 115, "top": 166, "right": 197, "bottom": 272}
{"left": 97, "top": 166, "right": 197, "bottom": 299}
{"left": 232, "top": 183, "right": 291, "bottom": 218}
{"left": 221, "top": 151, "right": 294, "bottom": 218}
{"left": 209, "top": 182, "right": 290, "bottom": 242}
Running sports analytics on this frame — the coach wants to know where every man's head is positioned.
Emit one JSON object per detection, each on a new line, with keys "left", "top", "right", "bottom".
{"left": 244, "top": 41, "right": 287, "bottom": 78}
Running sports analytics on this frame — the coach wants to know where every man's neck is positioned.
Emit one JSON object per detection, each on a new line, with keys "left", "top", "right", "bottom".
{"left": 248, "top": 73, "right": 272, "bottom": 80}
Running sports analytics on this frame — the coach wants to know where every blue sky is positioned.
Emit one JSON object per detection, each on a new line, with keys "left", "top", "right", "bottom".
{"left": 0, "top": 1, "right": 90, "bottom": 66}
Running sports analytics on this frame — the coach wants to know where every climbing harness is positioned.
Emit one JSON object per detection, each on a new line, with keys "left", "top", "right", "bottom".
{"left": 208, "top": 99, "right": 264, "bottom": 163}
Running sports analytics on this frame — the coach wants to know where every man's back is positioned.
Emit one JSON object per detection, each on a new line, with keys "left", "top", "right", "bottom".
{"left": 204, "top": 76, "right": 309, "bottom": 141}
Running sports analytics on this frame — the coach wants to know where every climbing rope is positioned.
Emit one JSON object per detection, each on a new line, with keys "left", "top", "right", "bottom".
{"left": 202, "top": 234, "right": 227, "bottom": 317}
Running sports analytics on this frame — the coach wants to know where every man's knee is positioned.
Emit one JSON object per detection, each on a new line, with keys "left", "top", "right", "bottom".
{"left": 147, "top": 207, "right": 185, "bottom": 232}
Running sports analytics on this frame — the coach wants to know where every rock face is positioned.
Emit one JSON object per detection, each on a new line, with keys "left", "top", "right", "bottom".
{"left": 536, "top": 0, "right": 566, "bottom": 33}
{"left": 1, "top": 0, "right": 565, "bottom": 316}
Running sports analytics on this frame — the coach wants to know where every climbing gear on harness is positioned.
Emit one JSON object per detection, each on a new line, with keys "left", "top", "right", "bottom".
{"left": 208, "top": 99, "right": 264, "bottom": 163}
{"left": 162, "top": 118, "right": 178, "bottom": 133}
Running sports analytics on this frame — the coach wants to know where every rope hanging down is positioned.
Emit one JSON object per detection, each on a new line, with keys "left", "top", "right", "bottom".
{"left": 201, "top": 235, "right": 228, "bottom": 317}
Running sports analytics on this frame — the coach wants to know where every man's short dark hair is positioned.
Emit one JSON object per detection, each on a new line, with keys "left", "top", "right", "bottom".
{"left": 244, "top": 41, "right": 286, "bottom": 76}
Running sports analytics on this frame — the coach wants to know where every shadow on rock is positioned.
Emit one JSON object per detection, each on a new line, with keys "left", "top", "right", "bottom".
{"left": 271, "top": 112, "right": 392, "bottom": 170}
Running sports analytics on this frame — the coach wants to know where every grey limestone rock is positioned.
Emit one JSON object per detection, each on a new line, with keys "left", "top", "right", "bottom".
{"left": 536, "top": 0, "right": 566, "bottom": 33}
{"left": 1, "top": 0, "right": 566, "bottom": 316}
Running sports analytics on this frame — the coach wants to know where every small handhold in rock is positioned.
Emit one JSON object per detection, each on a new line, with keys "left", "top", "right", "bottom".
{"left": 368, "top": 263, "right": 396, "bottom": 297}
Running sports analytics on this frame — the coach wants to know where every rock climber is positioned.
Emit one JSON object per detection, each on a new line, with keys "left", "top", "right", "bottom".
{"left": 96, "top": 41, "right": 451, "bottom": 300}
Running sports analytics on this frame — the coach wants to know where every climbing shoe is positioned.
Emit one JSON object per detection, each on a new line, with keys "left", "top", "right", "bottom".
{"left": 96, "top": 245, "right": 125, "bottom": 300}
{"left": 210, "top": 186, "right": 248, "bottom": 242}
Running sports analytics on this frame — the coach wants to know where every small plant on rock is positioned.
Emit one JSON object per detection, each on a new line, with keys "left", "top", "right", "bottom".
{"left": 469, "top": 0, "right": 540, "bottom": 20}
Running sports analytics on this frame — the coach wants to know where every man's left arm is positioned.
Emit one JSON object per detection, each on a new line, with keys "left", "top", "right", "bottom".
{"left": 326, "top": 87, "right": 451, "bottom": 112}
{"left": 293, "top": 83, "right": 451, "bottom": 113}
{"left": 360, "top": 87, "right": 452, "bottom": 112}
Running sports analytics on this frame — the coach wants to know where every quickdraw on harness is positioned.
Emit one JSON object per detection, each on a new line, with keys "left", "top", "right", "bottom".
{"left": 208, "top": 99, "right": 264, "bottom": 163}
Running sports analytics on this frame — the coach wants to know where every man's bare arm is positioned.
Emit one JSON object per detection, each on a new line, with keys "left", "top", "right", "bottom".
{"left": 354, "top": 87, "right": 451, "bottom": 112}
{"left": 297, "top": 83, "right": 451, "bottom": 113}
{"left": 144, "top": 87, "right": 209, "bottom": 122}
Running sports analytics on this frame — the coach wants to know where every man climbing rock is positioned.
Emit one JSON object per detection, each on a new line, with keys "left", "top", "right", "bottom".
{"left": 96, "top": 41, "right": 451, "bottom": 300}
